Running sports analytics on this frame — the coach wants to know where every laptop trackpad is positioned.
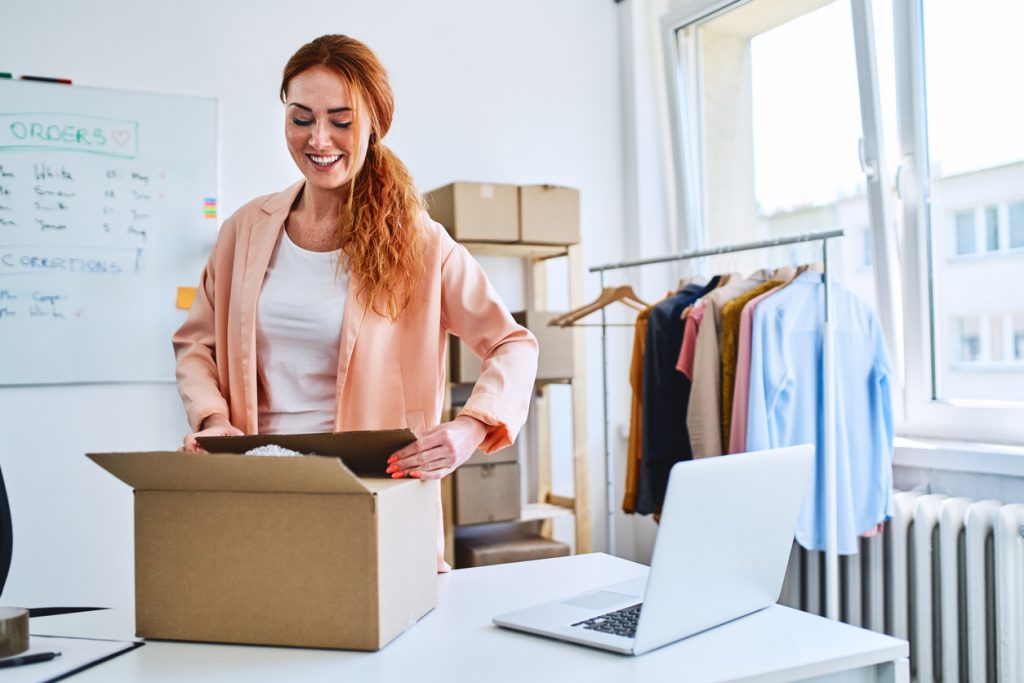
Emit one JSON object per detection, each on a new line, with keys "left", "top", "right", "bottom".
{"left": 560, "top": 591, "right": 637, "bottom": 610}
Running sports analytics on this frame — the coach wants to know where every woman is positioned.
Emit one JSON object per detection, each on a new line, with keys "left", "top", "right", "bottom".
{"left": 172, "top": 34, "right": 538, "bottom": 571}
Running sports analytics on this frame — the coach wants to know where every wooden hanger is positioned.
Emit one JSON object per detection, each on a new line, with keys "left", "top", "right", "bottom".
{"left": 549, "top": 285, "right": 649, "bottom": 327}
{"left": 771, "top": 265, "right": 797, "bottom": 281}
{"left": 795, "top": 260, "right": 824, "bottom": 274}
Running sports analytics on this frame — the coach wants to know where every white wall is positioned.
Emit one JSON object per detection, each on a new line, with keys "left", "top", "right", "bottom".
{"left": 0, "top": 0, "right": 625, "bottom": 608}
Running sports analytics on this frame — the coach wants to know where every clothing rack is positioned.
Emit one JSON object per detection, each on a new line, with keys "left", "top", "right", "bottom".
{"left": 589, "top": 228, "right": 845, "bottom": 621}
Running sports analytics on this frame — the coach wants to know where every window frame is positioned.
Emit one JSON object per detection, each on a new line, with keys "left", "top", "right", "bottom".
{"left": 894, "top": 0, "right": 1024, "bottom": 443}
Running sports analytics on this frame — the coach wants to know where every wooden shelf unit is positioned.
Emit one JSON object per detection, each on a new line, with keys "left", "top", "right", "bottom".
{"left": 442, "top": 241, "right": 591, "bottom": 567}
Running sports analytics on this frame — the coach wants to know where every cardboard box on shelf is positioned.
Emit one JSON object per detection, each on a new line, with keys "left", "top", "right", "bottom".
{"left": 455, "top": 528, "right": 570, "bottom": 568}
{"left": 88, "top": 429, "right": 437, "bottom": 651}
{"left": 448, "top": 334, "right": 483, "bottom": 385}
{"left": 518, "top": 184, "right": 580, "bottom": 245}
{"left": 449, "top": 310, "right": 573, "bottom": 384}
{"left": 464, "top": 446, "right": 518, "bottom": 466}
{"left": 425, "top": 181, "right": 519, "bottom": 242}
{"left": 452, "top": 459, "right": 521, "bottom": 526}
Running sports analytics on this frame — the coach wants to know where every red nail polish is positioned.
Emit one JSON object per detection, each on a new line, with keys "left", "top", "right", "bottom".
{"left": 410, "top": 471, "right": 421, "bottom": 478}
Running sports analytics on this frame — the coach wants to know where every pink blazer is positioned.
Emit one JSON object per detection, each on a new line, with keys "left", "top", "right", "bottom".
{"left": 173, "top": 180, "right": 539, "bottom": 569}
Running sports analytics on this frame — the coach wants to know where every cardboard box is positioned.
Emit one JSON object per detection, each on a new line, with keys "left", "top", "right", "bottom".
{"left": 425, "top": 181, "right": 519, "bottom": 242}
{"left": 519, "top": 184, "right": 580, "bottom": 245}
{"left": 465, "top": 446, "right": 518, "bottom": 466}
{"left": 455, "top": 529, "right": 570, "bottom": 568}
{"left": 519, "top": 310, "right": 574, "bottom": 381}
{"left": 88, "top": 429, "right": 437, "bottom": 651}
{"left": 449, "top": 310, "right": 573, "bottom": 384}
{"left": 448, "top": 334, "right": 483, "bottom": 385}
{"left": 452, "top": 460, "right": 521, "bottom": 526}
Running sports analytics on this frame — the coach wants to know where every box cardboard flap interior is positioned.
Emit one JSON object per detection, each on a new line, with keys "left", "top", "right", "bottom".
{"left": 87, "top": 451, "right": 370, "bottom": 494}
{"left": 196, "top": 429, "right": 416, "bottom": 475}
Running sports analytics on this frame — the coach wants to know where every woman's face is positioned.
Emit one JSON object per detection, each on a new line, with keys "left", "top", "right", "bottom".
{"left": 284, "top": 65, "right": 372, "bottom": 196}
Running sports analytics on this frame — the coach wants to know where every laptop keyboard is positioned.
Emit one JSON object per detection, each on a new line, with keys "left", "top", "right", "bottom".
{"left": 572, "top": 603, "right": 643, "bottom": 638}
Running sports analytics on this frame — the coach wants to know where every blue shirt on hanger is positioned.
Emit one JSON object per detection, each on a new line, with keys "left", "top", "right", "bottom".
{"left": 745, "top": 271, "right": 894, "bottom": 554}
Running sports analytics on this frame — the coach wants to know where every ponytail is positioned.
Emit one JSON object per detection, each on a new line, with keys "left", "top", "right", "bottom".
{"left": 341, "top": 140, "right": 425, "bottom": 320}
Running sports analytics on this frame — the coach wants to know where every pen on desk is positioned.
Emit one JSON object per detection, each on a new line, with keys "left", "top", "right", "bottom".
{"left": 20, "top": 75, "right": 73, "bottom": 85}
{"left": 0, "top": 651, "right": 62, "bottom": 668}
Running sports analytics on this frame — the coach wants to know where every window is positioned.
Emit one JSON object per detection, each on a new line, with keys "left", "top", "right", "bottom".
{"left": 663, "top": 0, "right": 1024, "bottom": 443}
{"left": 1014, "top": 314, "right": 1024, "bottom": 361}
{"left": 667, "top": 0, "right": 878, "bottom": 310}
{"left": 1010, "top": 201, "right": 1024, "bottom": 249}
{"left": 955, "top": 210, "right": 975, "bottom": 255}
{"left": 984, "top": 206, "right": 999, "bottom": 252}
{"left": 896, "top": 0, "right": 1024, "bottom": 437}
{"left": 958, "top": 317, "right": 981, "bottom": 362}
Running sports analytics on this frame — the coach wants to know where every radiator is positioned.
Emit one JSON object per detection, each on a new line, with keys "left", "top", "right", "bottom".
{"left": 779, "top": 492, "right": 1024, "bottom": 682}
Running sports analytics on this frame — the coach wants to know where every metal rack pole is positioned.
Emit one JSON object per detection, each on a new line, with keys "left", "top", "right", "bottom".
{"left": 589, "top": 229, "right": 845, "bottom": 273}
{"left": 823, "top": 237, "right": 838, "bottom": 621}
{"left": 599, "top": 269, "right": 615, "bottom": 556}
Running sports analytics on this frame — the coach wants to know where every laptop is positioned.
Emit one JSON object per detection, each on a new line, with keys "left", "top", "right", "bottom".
{"left": 493, "top": 444, "right": 814, "bottom": 655}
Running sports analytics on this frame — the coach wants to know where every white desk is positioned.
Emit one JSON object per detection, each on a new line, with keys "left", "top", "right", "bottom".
{"left": 32, "top": 553, "right": 908, "bottom": 682}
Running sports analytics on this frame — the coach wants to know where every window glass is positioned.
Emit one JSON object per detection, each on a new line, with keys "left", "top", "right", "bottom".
{"left": 923, "top": 0, "right": 1024, "bottom": 400}
{"left": 1014, "top": 314, "right": 1024, "bottom": 361}
{"left": 1010, "top": 201, "right": 1024, "bottom": 249}
{"left": 954, "top": 210, "right": 975, "bottom": 255}
{"left": 958, "top": 317, "right": 981, "bottom": 363}
{"left": 984, "top": 206, "right": 999, "bottom": 252}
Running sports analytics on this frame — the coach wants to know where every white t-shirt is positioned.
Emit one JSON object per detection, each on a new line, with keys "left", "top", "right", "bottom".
{"left": 256, "top": 228, "right": 348, "bottom": 435}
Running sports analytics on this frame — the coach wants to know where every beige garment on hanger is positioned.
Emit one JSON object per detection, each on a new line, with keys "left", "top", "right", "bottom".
{"left": 686, "top": 268, "right": 773, "bottom": 459}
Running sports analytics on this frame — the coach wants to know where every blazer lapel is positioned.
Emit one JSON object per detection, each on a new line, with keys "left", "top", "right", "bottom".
{"left": 239, "top": 181, "right": 303, "bottom": 433}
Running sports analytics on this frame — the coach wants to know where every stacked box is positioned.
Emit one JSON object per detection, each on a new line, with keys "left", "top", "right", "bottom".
{"left": 518, "top": 184, "right": 580, "bottom": 245}
{"left": 453, "top": 447, "right": 520, "bottom": 526}
{"left": 425, "top": 181, "right": 519, "bottom": 242}
{"left": 449, "top": 310, "right": 574, "bottom": 384}
{"left": 455, "top": 529, "right": 570, "bottom": 568}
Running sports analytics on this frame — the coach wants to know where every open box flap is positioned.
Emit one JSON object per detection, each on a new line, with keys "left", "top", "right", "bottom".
{"left": 87, "top": 451, "right": 370, "bottom": 494}
{"left": 196, "top": 429, "right": 415, "bottom": 476}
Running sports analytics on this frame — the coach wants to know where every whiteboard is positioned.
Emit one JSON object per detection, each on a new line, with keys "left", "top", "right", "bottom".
{"left": 0, "top": 80, "right": 216, "bottom": 385}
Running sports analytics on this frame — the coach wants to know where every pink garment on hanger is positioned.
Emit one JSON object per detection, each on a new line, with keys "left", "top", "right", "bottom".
{"left": 676, "top": 299, "right": 706, "bottom": 379}
{"left": 728, "top": 287, "right": 782, "bottom": 454}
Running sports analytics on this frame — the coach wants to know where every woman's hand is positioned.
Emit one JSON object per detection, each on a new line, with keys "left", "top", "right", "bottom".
{"left": 181, "top": 414, "right": 243, "bottom": 453}
{"left": 387, "top": 415, "right": 489, "bottom": 479}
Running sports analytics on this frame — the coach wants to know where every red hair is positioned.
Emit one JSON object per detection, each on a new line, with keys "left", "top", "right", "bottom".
{"left": 281, "top": 35, "right": 424, "bottom": 320}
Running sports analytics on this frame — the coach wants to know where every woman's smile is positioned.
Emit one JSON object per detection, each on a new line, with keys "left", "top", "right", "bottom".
{"left": 307, "top": 153, "right": 343, "bottom": 170}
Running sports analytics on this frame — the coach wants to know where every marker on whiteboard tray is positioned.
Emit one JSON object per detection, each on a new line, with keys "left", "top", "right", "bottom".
{"left": 0, "top": 72, "right": 12, "bottom": 79}
{"left": 21, "top": 75, "right": 73, "bottom": 85}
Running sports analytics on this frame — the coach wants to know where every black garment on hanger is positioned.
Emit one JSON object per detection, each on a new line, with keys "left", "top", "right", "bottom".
{"left": 634, "top": 277, "right": 719, "bottom": 515}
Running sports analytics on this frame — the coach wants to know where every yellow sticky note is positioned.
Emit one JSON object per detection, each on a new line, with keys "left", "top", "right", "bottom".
{"left": 176, "top": 286, "right": 198, "bottom": 310}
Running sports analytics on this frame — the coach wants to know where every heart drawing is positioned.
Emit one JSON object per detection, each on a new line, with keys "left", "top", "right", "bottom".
{"left": 111, "top": 129, "right": 131, "bottom": 146}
